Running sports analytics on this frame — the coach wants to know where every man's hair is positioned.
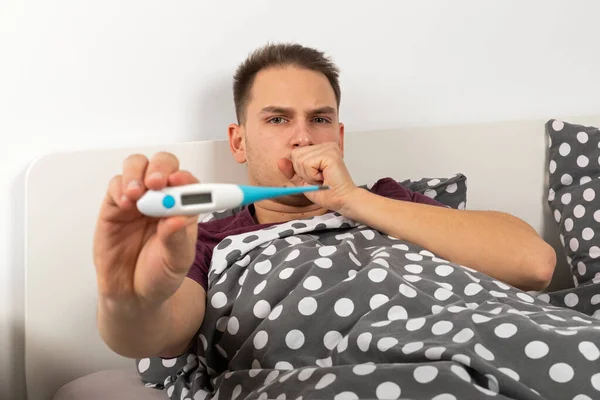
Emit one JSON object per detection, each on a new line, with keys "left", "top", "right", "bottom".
{"left": 233, "top": 42, "right": 341, "bottom": 124}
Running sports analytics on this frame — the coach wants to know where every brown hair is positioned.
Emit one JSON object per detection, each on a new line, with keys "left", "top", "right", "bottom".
{"left": 233, "top": 42, "right": 341, "bottom": 124}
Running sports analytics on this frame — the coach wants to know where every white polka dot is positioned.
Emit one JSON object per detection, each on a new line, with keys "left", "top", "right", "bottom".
{"left": 498, "top": 367, "right": 520, "bottom": 382}
{"left": 555, "top": 209, "right": 562, "bottom": 222}
{"left": 368, "top": 268, "right": 387, "bottom": 282}
{"left": 458, "top": 201, "right": 466, "bottom": 210}
{"left": 474, "top": 343, "right": 494, "bottom": 361}
{"left": 549, "top": 160, "right": 557, "bottom": 173}
{"left": 517, "top": 292, "right": 535, "bottom": 303}
{"left": 298, "top": 297, "right": 318, "bottom": 316}
{"left": 268, "top": 304, "right": 283, "bottom": 320}
{"left": 402, "top": 341, "right": 424, "bottom": 354}
{"left": 275, "top": 362, "right": 294, "bottom": 371}
{"left": 357, "top": 332, "right": 372, "bottom": 352}
{"left": 406, "top": 317, "right": 426, "bottom": 331}
{"left": 565, "top": 293, "right": 579, "bottom": 307}
{"left": 578, "top": 155, "right": 590, "bottom": 167}
{"left": 549, "top": 363, "right": 574, "bottom": 383}
{"left": 592, "top": 294, "right": 600, "bottom": 305}
{"left": 574, "top": 204, "right": 586, "bottom": 218}
{"left": 570, "top": 238, "right": 580, "bottom": 252}
{"left": 464, "top": 283, "right": 483, "bottom": 296}
{"left": 428, "top": 178, "right": 441, "bottom": 186}
{"left": 334, "top": 392, "right": 358, "bottom": 400}
{"left": 432, "top": 395, "right": 457, "bottom": 400}
{"left": 377, "top": 337, "right": 398, "bottom": 352}
{"left": 323, "top": 330, "right": 343, "bottom": 350}
{"left": 392, "top": 243, "right": 409, "bottom": 251}
{"left": 336, "top": 335, "right": 349, "bottom": 353}
{"left": 388, "top": 305, "right": 408, "bottom": 321}
{"left": 359, "top": 230, "right": 375, "bottom": 240}
{"left": 552, "top": 120, "right": 564, "bottom": 131}
{"left": 559, "top": 142, "right": 571, "bottom": 156}
{"left": 406, "top": 253, "right": 423, "bottom": 261}
{"left": 592, "top": 373, "right": 600, "bottom": 391}
{"left": 404, "top": 264, "right": 423, "bottom": 274}
{"left": 494, "top": 323, "right": 518, "bottom": 338}
{"left": 452, "top": 328, "right": 474, "bottom": 343}
{"left": 573, "top": 395, "right": 593, "bottom": 400}
{"left": 353, "top": 363, "right": 377, "bottom": 376}
{"left": 562, "top": 174, "right": 574, "bottom": 185}
{"left": 255, "top": 260, "right": 272, "bottom": 274}
{"left": 318, "top": 246, "right": 336, "bottom": 257}
{"left": 435, "top": 265, "right": 454, "bottom": 276}
{"left": 437, "top": 282, "right": 453, "bottom": 291}
{"left": 253, "top": 300, "right": 271, "bottom": 319}
{"left": 584, "top": 188, "right": 596, "bottom": 201}
{"left": 525, "top": 340, "right": 549, "bottom": 359}
{"left": 581, "top": 176, "right": 592, "bottom": 185}
{"left": 434, "top": 288, "right": 453, "bottom": 301}
{"left": 578, "top": 341, "right": 600, "bottom": 361}
{"left": 138, "top": 358, "right": 150, "bottom": 373}
{"left": 399, "top": 283, "right": 417, "bottom": 298}
{"left": 578, "top": 131, "right": 589, "bottom": 143}
{"left": 227, "top": 317, "right": 240, "bottom": 335}
{"left": 581, "top": 230, "right": 595, "bottom": 244}
{"left": 446, "top": 183, "right": 458, "bottom": 193}
{"left": 285, "top": 249, "right": 300, "bottom": 262}
{"left": 314, "top": 257, "right": 332, "bottom": 268}
{"left": 303, "top": 276, "right": 322, "bottom": 291}
{"left": 298, "top": 368, "right": 316, "bottom": 381}
{"left": 254, "top": 280, "right": 267, "bottom": 295}
{"left": 590, "top": 246, "right": 600, "bottom": 258}
{"left": 285, "top": 329, "right": 305, "bottom": 350}
{"left": 424, "top": 189, "right": 437, "bottom": 198}
{"left": 414, "top": 366, "right": 438, "bottom": 384}
{"left": 254, "top": 331, "right": 268, "bottom": 349}
{"left": 264, "top": 370, "right": 280, "bottom": 386}
{"left": 432, "top": 321, "right": 453, "bottom": 335}
{"left": 372, "top": 258, "right": 389, "bottom": 268}
{"left": 371, "top": 320, "right": 392, "bottom": 327}
{"left": 279, "top": 268, "right": 294, "bottom": 279}
{"left": 425, "top": 347, "right": 446, "bottom": 360}
{"left": 403, "top": 274, "right": 421, "bottom": 283}
{"left": 334, "top": 298, "right": 354, "bottom": 317}
{"left": 211, "top": 292, "right": 228, "bottom": 309}
{"left": 369, "top": 294, "right": 389, "bottom": 310}
{"left": 451, "top": 365, "right": 471, "bottom": 382}
{"left": 376, "top": 382, "right": 401, "bottom": 399}
{"left": 548, "top": 188, "right": 555, "bottom": 201}
{"left": 561, "top": 193, "right": 572, "bottom": 204}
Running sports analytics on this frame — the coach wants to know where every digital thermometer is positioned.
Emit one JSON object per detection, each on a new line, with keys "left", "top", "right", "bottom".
{"left": 136, "top": 183, "right": 329, "bottom": 217}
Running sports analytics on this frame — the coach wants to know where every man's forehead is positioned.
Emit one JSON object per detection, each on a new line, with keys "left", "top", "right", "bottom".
{"left": 249, "top": 67, "right": 337, "bottom": 104}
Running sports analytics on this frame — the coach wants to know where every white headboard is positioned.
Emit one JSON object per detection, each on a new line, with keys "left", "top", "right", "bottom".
{"left": 24, "top": 115, "right": 600, "bottom": 400}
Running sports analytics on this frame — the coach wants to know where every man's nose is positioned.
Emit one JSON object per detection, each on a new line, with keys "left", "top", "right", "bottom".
{"left": 291, "top": 124, "right": 314, "bottom": 147}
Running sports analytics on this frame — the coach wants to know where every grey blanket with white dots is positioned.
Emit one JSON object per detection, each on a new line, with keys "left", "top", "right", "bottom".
{"left": 147, "top": 212, "right": 600, "bottom": 400}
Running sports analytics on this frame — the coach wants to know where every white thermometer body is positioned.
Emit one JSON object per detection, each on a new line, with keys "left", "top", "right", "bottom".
{"left": 136, "top": 183, "right": 328, "bottom": 218}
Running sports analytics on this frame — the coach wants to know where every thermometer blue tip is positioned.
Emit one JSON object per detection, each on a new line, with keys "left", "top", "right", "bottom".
{"left": 239, "top": 185, "right": 329, "bottom": 205}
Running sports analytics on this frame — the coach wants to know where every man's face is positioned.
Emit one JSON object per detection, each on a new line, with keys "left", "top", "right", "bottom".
{"left": 229, "top": 66, "right": 344, "bottom": 205}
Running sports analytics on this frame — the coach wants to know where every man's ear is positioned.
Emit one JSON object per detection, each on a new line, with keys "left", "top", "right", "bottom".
{"left": 228, "top": 123, "right": 247, "bottom": 163}
{"left": 338, "top": 122, "right": 345, "bottom": 156}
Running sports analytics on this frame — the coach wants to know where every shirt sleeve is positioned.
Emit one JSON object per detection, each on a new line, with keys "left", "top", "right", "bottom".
{"left": 370, "top": 177, "right": 447, "bottom": 208}
{"left": 186, "top": 238, "right": 210, "bottom": 291}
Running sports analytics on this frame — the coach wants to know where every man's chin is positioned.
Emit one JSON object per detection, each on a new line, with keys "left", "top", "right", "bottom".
{"left": 272, "top": 193, "right": 314, "bottom": 207}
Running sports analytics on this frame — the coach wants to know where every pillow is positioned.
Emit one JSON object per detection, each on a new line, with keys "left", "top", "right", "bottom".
{"left": 398, "top": 173, "right": 467, "bottom": 210}
{"left": 546, "top": 118, "right": 600, "bottom": 287}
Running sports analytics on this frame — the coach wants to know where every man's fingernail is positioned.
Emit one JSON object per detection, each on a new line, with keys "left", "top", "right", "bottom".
{"left": 127, "top": 180, "right": 141, "bottom": 190}
{"left": 148, "top": 172, "right": 163, "bottom": 181}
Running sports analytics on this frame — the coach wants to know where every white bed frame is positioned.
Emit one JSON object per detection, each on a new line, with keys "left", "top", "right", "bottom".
{"left": 24, "top": 115, "right": 600, "bottom": 400}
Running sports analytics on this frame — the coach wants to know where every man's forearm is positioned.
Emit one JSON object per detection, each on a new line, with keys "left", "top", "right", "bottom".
{"left": 341, "top": 188, "right": 556, "bottom": 291}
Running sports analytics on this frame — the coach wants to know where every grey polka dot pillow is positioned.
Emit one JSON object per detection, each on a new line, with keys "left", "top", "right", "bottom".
{"left": 547, "top": 119, "right": 600, "bottom": 287}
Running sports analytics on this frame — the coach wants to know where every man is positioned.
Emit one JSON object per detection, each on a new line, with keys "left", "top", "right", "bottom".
{"left": 93, "top": 43, "right": 570, "bottom": 399}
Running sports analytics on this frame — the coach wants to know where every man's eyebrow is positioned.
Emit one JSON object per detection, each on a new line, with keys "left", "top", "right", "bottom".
{"left": 309, "top": 106, "right": 337, "bottom": 115}
{"left": 259, "top": 106, "right": 295, "bottom": 115}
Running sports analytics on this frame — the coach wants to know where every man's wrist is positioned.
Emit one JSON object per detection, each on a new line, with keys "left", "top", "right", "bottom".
{"left": 338, "top": 186, "right": 373, "bottom": 221}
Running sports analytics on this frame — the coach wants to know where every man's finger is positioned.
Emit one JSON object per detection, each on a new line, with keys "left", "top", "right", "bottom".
{"left": 145, "top": 152, "right": 180, "bottom": 190}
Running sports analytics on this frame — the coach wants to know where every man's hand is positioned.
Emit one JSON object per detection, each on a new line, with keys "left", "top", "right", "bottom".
{"left": 278, "top": 142, "right": 358, "bottom": 212}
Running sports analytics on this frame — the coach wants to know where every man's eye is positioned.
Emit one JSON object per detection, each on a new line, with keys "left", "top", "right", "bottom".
{"left": 313, "top": 117, "right": 330, "bottom": 124}
{"left": 268, "top": 117, "right": 287, "bottom": 124}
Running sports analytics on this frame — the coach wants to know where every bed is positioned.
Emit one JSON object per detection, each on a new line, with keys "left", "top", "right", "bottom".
{"left": 24, "top": 115, "right": 600, "bottom": 400}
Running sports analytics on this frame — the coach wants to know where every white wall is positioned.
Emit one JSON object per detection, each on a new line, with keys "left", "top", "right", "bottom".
{"left": 2, "top": 0, "right": 600, "bottom": 398}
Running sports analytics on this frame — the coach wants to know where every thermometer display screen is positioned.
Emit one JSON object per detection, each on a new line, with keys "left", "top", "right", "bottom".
{"left": 181, "top": 192, "right": 212, "bottom": 205}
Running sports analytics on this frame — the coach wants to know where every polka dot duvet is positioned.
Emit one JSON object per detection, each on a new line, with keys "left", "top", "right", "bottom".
{"left": 153, "top": 211, "right": 600, "bottom": 399}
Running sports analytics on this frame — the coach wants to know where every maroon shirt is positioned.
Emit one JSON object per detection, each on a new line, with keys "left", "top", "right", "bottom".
{"left": 187, "top": 177, "right": 445, "bottom": 291}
